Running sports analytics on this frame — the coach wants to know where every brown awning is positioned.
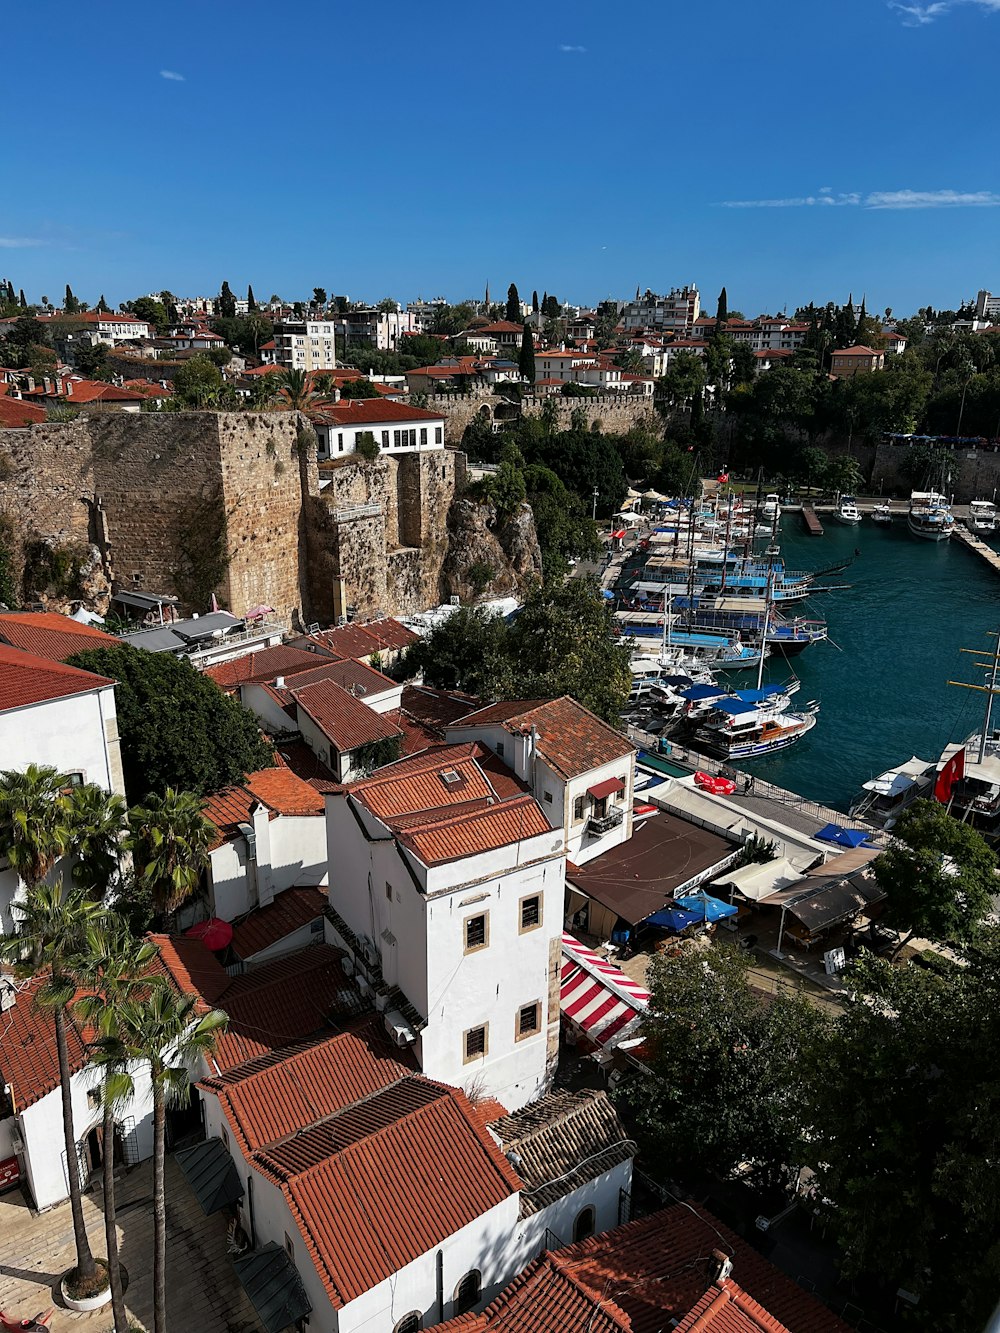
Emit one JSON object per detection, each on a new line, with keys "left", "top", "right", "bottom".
{"left": 588, "top": 777, "right": 626, "bottom": 800}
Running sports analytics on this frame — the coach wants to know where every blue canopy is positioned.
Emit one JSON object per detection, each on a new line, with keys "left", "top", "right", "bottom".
{"left": 816, "top": 824, "right": 872, "bottom": 849}
{"left": 675, "top": 892, "right": 739, "bottom": 922}
{"left": 601, "top": 589, "right": 616, "bottom": 600}
{"left": 734, "top": 685, "right": 783, "bottom": 704}
{"left": 681, "top": 683, "right": 728, "bottom": 701}
{"left": 714, "top": 697, "right": 757, "bottom": 716}
{"left": 645, "top": 906, "right": 700, "bottom": 932}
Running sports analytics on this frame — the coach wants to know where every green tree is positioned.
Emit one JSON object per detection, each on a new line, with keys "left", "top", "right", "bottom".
{"left": 0, "top": 763, "right": 71, "bottom": 888}
{"left": 715, "top": 285, "right": 728, "bottom": 327}
{"left": 376, "top": 296, "right": 398, "bottom": 313}
{"left": 821, "top": 454, "right": 864, "bottom": 495}
{"left": 0, "top": 881, "right": 106, "bottom": 1285}
{"left": 505, "top": 283, "right": 520, "bottom": 323}
{"left": 97, "top": 293, "right": 109, "bottom": 312}
{"left": 67, "top": 645, "right": 275, "bottom": 801}
{"left": 108, "top": 986, "right": 227, "bottom": 1333}
{"left": 399, "top": 605, "right": 512, "bottom": 697}
{"left": 18, "top": 289, "right": 27, "bottom": 308}
{"left": 355, "top": 430, "right": 380, "bottom": 462}
{"left": 64, "top": 284, "right": 80, "bottom": 315}
{"left": 64, "top": 783, "right": 128, "bottom": 901}
{"left": 246, "top": 283, "right": 257, "bottom": 312}
{"left": 218, "top": 281, "right": 237, "bottom": 320}
{"left": 489, "top": 458, "right": 527, "bottom": 520}
{"left": 659, "top": 350, "right": 706, "bottom": 406}
{"left": 74, "top": 341, "right": 111, "bottom": 380}
{"left": 275, "top": 366, "right": 316, "bottom": 412}
{"left": 873, "top": 798, "right": 996, "bottom": 952}
{"left": 518, "top": 321, "right": 535, "bottom": 384}
{"left": 128, "top": 788, "right": 213, "bottom": 918}
{"left": 173, "top": 355, "right": 223, "bottom": 407}
{"left": 312, "top": 287, "right": 327, "bottom": 309}
{"left": 339, "top": 378, "right": 382, "bottom": 399}
{"left": 728, "top": 340, "right": 756, "bottom": 387}
{"left": 130, "top": 295, "right": 167, "bottom": 329}
{"left": 531, "top": 290, "right": 539, "bottom": 314}
{"left": 618, "top": 941, "right": 825, "bottom": 1190}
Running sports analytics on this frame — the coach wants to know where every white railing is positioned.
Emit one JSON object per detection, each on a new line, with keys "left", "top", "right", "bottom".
{"left": 328, "top": 503, "right": 383, "bottom": 522}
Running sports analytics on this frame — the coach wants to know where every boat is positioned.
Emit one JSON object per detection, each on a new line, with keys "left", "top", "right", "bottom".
{"left": 872, "top": 501, "right": 894, "bottom": 525}
{"left": 761, "top": 493, "right": 780, "bottom": 519}
{"left": 968, "top": 499, "right": 997, "bottom": 534}
{"left": 693, "top": 698, "right": 819, "bottom": 759}
{"left": 670, "top": 596, "right": 828, "bottom": 657}
{"left": 833, "top": 495, "right": 861, "bottom": 525}
{"left": 848, "top": 756, "right": 933, "bottom": 827}
{"left": 907, "top": 490, "right": 954, "bottom": 542}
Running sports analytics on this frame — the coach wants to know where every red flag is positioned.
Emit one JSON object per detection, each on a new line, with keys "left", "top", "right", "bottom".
{"left": 935, "top": 747, "right": 965, "bottom": 803}
{"left": 717, "top": 471, "right": 729, "bottom": 483}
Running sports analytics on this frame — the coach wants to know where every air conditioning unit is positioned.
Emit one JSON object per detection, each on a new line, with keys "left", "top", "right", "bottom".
{"left": 384, "top": 1009, "right": 416, "bottom": 1047}
{"left": 449, "top": 595, "right": 460, "bottom": 606}
{"left": 341, "top": 956, "right": 354, "bottom": 977}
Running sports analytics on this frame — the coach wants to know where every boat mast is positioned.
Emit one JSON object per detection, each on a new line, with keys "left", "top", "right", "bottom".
{"left": 948, "top": 630, "right": 1000, "bottom": 763}
{"left": 720, "top": 495, "right": 733, "bottom": 595}
{"left": 757, "top": 563, "right": 772, "bottom": 691}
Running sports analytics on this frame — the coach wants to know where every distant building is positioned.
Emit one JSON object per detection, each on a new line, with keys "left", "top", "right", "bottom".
{"left": 337, "top": 307, "right": 418, "bottom": 350}
{"left": 621, "top": 286, "right": 700, "bottom": 334}
{"left": 830, "top": 345, "right": 885, "bottom": 378}
{"left": 976, "top": 289, "right": 1000, "bottom": 321}
{"left": 274, "top": 317, "right": 338, "bottom": 370}
{"left": 311, "top": 398, "right": 446, "bottom": 460}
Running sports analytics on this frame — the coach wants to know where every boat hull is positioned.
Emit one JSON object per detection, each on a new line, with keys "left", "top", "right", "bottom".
{"left": 832, "top": 513, "right": 861, "bottom": 526}
{"left": 907, "top": 516, "right": 952, "bottom": 542}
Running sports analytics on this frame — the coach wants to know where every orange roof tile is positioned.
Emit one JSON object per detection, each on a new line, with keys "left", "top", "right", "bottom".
{"left": 449, "top": 696, "right": 634, "bottom": 779}
{"left": 148, "top": 932, "right": 232, "bottom": 1007}
{"left": 0, "top": 643, "right": 115, "bottom": 713}
{"left": 292, "top": 679, "right": 402, "bottom": 752}
{"left": 314, "top": 398, "right": 444, "bottom": 426}
{"left": 0, "top": 392, "right": 46, "bottom": 426}
{"left": 204, "top": 644, "right": 334, "bottom": 689}
{"left": 229, "top": 886, "right": 328, "bottom": 960}
{"left": 245, "top": 767, "right": 325, "bottom": 816}
{"left": 0, "top": 611, "right": 119, "bottom": 662}
{"left": 350, "top": 742, "right": 504, "bottom": 820}
{"left": 281, "top": 658, "right": 397, "bottom": 699}
{"left": 397, "top": 794, "right": 552, "bottom": 865}
{"left": 0, "top": 977, "right": 89, "bottom": 1111}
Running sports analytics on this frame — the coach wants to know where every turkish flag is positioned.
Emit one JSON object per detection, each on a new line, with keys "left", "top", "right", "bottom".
{"left": 935, "top": 747, "right": 965, "bottom": 803}
{"left": 717, "top": 472, "right": 729, "bottom": 483}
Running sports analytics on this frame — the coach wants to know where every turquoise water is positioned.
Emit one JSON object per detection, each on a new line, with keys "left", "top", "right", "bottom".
{"left": 745, "top": 516, "right": 1000, "bottom": 810}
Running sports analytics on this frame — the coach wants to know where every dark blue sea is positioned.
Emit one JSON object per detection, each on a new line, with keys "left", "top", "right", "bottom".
{"left": 745, "top": 515, "right": 1000, "bottom": 810}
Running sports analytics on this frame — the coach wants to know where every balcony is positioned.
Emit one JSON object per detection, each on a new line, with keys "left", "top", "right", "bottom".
{"left": 587, "top": 806, "right": 624, "bottom": 837}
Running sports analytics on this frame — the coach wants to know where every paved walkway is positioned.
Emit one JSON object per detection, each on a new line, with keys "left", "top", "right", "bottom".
{"left": 0, "top": 1158, "right": 260, "bottom": 1333}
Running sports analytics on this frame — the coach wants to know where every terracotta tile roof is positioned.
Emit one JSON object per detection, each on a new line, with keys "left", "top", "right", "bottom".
{"left": 399, "top": 686, "right": 480, "bottom": 735}
{"left": 385, "top": 707, "right": 442, "bottom": 756}
{"left": 58, "top": 378, "right": 145, "bottom": 404}
{"left": 274, "top": 740, "right": 338, "bottom": 789}
{"left": 122, "top": 379, "right": 174, "bottom": 397}
{"left": 832, "top": 345, "right": 880, "bottom": 357}
{"left": 0, "top": 392, "right": 46, "bottom": 426}
{"left": 245, "top": 768, "right": 325, "bottom": 816}
{"left": 201, "top": 784, "right": 259, "bottom": 850}
{"left": 0, "top": 977, "right": 89, "bottom": 1111}
{"left": 351, "top": 742, "right": 516, "bottom": 820}
{"left": 0, "top": 644, "right": 115, "bottom": 714}
{"left": 475, "top": 321, "right": 525, "bottom": 334}
{"left": 0, "top": 611, "right": 119, "bottom": 662}
{"left": 487, "top": 1089, "right": 634, "bottom": 1215}
{"left": 449, "top": 696, "right": 634, "bottom": 780}
{"left": 230, "top": 886, "right": 327, "bottom": 960}
{"left": 314, "top": 398, "right": 445, "bottom": 426}
{"left": 148, "top": 932, "right": 232, "bottom": 1007}
{"left": 204, "top": 645, "right": 334, "bottom": 689}
{"left": 282, "top": 658, "right": 397, "bottom": 699}
{"left": 292, "top": 679, "right": 402, "bottom": 752}
{"left": 426, "top": 1203, "right": 850, "bottom": 1333}
{"left": 397, "top": 793, "right": 553, "bottom": 865}
{"left": 300, "top": 618, "right": 418, "bottom": 660}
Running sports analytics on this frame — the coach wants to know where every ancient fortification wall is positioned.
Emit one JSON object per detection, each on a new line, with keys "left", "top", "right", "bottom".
{"left": 419, "top": 391, "right": 656, "bottom": 443}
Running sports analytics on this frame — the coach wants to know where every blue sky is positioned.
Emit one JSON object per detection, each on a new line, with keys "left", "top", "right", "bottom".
{"left": 3, "top": 0, "right": 1000, "bottom": 315}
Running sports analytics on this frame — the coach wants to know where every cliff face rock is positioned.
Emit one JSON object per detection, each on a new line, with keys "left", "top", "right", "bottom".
{"left": 442, "top": 497, "right": 542, "bottom": 603}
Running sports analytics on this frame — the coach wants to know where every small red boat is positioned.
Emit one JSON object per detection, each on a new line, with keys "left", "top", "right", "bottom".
{"left": 1, "top": 1310, "right": 53, "bottom": 1333}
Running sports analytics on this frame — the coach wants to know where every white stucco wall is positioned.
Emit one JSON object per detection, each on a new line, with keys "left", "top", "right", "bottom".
{"left": 209, "top": 812, "right": 328, "bottom": 922}
{"left": 0, "top": 685, "right": 123, "bottom": 796}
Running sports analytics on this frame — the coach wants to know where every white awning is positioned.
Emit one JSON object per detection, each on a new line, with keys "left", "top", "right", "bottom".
{"left": 713, "top": 856, "right": 808, "bottom": 902}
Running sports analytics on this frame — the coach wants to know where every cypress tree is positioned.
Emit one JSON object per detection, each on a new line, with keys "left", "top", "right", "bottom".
{"left": 532, "top": 290, "right": 539, "bottom": 314}
{"left": 218, "top": 281, "right": 236, "bottom": 319}
{"left": 518, "top": 322, "right": 536, "bottom": 385}
{"left": 97, "top": 294, "right": 109, "bottom": 312}
{"left": 716, "top": 286, "right": 728, "bottom": 328}
{"left": 247, "top": 284, "right": 257, "bottom": 312}
{"left": 505, "top": 283, "right": 520, "bottom": 323}
{"left": 19, "top": 290, "right": 26, "bottom": 308}
{"left": 64, "top": 283, "right": 79, "bottom": 314}
{"left": 4, "top": 280, "right": 14, "bottom": 303}
{"left": 541, "top": 290, "right": 548, "bottom": 316}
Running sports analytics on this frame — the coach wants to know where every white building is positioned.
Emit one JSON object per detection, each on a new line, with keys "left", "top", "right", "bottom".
{"left": 445, "top": 696, "right": 636, "bottom": 867}
{"left": 976, "top": 289, "right": 1000, "bottom": 321}
{"left": 621, "top": 286, "right": 700, "bottom": 335}
{"left": 337, "top": 307, "right": 418, "bottom": 350}
{"left": 313, "top": 399, "right": 447, "bottom": 460}
{"left": 273, "top": 318, "right": 338, "bottom": 370}
{"left": 323, "top": 741, "right": 566, "bottom": 1111}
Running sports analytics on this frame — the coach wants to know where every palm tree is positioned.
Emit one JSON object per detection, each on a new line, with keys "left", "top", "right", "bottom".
{"left": 275, "top": 367, "right": 316, "bottom": 412}
{"left": 65, "top": 783, "right": 129, "bottom": 901}
{"left": 0, "top": 882, "right": 106, "bottom": 1283}
{"left": 247, "top": 373, "right": 281, "bottom": 410}
{"left": 111, "top": 986, "right": 227, "bottom": 1333}
{"left": 76, "top": 926, "right": 158, "bottom": 1333}
{"left": 0, "top": 764, "right": 72, "bottom": 890}
{"left": 128, "top": 789, "right": 212, "bottom": 918}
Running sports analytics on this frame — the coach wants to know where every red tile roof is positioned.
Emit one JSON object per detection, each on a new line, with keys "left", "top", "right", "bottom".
{"left": 148, "top": 932, "right": 232, "bottom": 1007}
{"left": 314, "top": 398, "right": 445, "bottom": 426}
{"left": 449, "top": 696, "right": 634, "bottom": 780}
{"left": 351, "top": 742, "right": 514, "bottom": 820}
{"left": 400, "top": 685, "right": 479, "bottom": 734}
{"left": 832, "top": 346, "right": 880, "bottom": 357}
{"left": 0, "top": 977, "right": 89, "bottom": 1111}
{"left": 122, "top": 379, "right": 174, "bottom": 397}
{"left": 398, "top": 795, "right": 552, "bottom": 865}
{"left": 292, "top": 679, "right": 402, "bottom": 753}
{"left": 0, "top": 611, "right": 119, "bottom": 662}
{"left": 201, "top": 767, "right": 323, "bottom": 849}
{"left": 0, "top": 644, "right": 115, "bottom": 714}
{"left": 298, "top": 619, "right": 421, "bottom": 661}
{"left": 426, "top": 1204, "right": 850, "bottom": 1333}
{"left": 0, "top": 391, "right": 46, "bottom": 426}
{"left": 281, "top": 658, "right": 397, "bottom": 699}
{"left": 474, "top": 321, "right": 525, "bottom": 335}
{"left": 204, "top": 644, "right": 335, "bottom": 689}
{"left": 230, "top": 886, "right": 328, "bottom": 960}
{"left": 274, "top": 739, "right": 338, "bottom": 789}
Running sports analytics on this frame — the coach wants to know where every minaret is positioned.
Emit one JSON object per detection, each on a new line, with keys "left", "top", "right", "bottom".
{"left": 484, "top": 281, "right": 490, "bottom": 309}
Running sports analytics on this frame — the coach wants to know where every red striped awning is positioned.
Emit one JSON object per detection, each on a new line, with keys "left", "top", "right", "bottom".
{"left": 560, "top": 932, "right": 649, "bottom": 1049}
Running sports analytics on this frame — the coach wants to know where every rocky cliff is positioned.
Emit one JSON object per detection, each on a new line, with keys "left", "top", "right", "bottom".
{"left": 441, "top": 497, "right": 542, "bottom": 602}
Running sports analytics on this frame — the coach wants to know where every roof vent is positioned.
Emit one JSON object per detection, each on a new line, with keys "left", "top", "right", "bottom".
{"left": 708, "top": 1249, "right": 733, "bottom": 1283}
{"left": 440, "top": 769, "right": 463, "bottom": 787}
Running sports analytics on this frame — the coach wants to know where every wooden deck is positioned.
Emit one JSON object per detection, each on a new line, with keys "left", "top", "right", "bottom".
{"left": 801, "top": 504, "right": 824, "bottom": 535}
{"left": 953, "top": 522, "right": 1000, "bottom": 573}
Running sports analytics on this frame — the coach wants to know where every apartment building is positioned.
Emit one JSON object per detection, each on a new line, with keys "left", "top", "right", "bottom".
{"left": 273, "top": 317, "right": 338, "bottom": 370}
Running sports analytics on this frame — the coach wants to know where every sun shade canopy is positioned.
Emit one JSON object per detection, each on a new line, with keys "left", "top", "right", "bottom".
{"left": 232, "top": 1243, "right": 312, "bottom": 1333}
{"left": 175, "top": 1138, "right": 244, "bottom": 1216}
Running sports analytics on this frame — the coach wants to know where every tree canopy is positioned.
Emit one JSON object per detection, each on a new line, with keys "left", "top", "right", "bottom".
{"left": 66, "top": 645, "right": 274, "bottom": 801}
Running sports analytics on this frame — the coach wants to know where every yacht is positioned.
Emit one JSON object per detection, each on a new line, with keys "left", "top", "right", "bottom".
{"left": 968, "top": 499, "right": 997, "bottom": 534}
{"left": 833, "top": 495, "right": 861, "bottom": 525}
{"left": 694, "top": 697, "right": 819, "bottom": 760}
{"left": 848, "top": 756, "right": 933, "bottom": 828}
{"left": 907, "top": 490, "right": 954, "bottom": 542}
{"left": 872, "top": 501, "right": 894, "bottom": 525}
{"left": 761, "top": 493, "right": 780, "bottom": 520}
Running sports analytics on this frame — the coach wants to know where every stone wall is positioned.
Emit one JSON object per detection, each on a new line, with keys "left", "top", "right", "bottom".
{"left": 418, "top": 391, "right": 657, "bottom": 443}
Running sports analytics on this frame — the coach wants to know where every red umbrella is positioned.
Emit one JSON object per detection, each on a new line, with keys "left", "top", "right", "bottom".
{"left": 185, "top": 918, "right": 233, "bottom": 951}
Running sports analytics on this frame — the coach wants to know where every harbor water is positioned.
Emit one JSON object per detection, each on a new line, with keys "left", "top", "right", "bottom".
{"left": 745, "top": 514, "right": 1000, "bottom": 810}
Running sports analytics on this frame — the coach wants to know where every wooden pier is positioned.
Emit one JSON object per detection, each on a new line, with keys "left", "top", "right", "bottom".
{"left": 801, "top": 505, "right": 824, "bottom": 536}
{"left": 953, "top": 523, "right": 1000, "bottom": 573}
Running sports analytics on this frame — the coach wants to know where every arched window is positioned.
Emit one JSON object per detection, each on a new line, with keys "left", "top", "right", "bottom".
{"left": 573, "top": 1206, "right": 596, "bottom": 1243}
{"left": 454, "top": 1270, "right": 481, "bottom": 1315}
{"left": 393, "top": 1314, "right": 421, "bottom": 1333}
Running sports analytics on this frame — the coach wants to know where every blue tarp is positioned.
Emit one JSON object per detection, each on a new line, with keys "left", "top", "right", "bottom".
{"left": 675, "top": 892, "right": 739, "bottom": 922}
{"left": 816, "top": 824, "right": 872, "bottom": 848}
{"left": 645, "top": 906, "right": 700, "bottom": 932}
{"left": 601, "top": 589, "right": 616, "bottom": 600}
{"left": 714, "top": 697, "right": 757, "bottom": 716}
{"left": 681, "top": 683, "right": 728, "bottom": 701}
{"left": 734, "top": 685, "right": 783, "bottom": 703}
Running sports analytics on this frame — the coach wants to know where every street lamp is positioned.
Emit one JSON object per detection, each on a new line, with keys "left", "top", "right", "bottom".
{"left": 592, "top": 487, "right": 599, "bottom": 520}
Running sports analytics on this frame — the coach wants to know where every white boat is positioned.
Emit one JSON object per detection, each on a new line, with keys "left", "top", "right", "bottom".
{"left": 968, "top": 499, "right": 997, "bottom": 534}
{"left": 833, "top": 495, "right": 861, "bottom": 526}
{"left": 907, "top": 491, "right": 954, "bottom": 542}
{"left": 694, "top": 698, "right": 818, "bottom": 759}
{"left": 872, "top": 502, "right": 894, "bottom": 525}
{"left": 761, "top": 493, "right": 780, "bottom": 520}
{"left": 848, "top": 755, "right": 933, "bottom": 828}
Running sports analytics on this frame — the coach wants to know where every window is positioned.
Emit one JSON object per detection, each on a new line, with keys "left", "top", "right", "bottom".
{"left": 420, "top": 427, "right": 427, "bottom": 446}
{"left": 496, "top": 741, "right": 504, "bottom": 757}
{"left": 519, "top": 893, "right": 541, "bottom": 932}
{"left": 393, "top": 430, "right": 401, "bottom": 447}
{"left": 464, "top": 913, "right": 488, "bottom": 953}
{"left": 573, "top": 795, "right": 585, "bottom": 822}
{"left": 385, "top": 881, "right": 393, "bottom": 901}
{"left": 464, "top": 1024, "right": 488, "bottom": 1062}
{"left": 337, "top": 433, "right": 344, "bottom": 452}
{"left": 517, "top": 1001, "right": 540, "bottom": 1040}
{"left": 284, "top": 1232, "right": 294, "bottom": 1260}
{"left": 87, "top": 1088, "right": 100, "bottom": 1110}
{"left": 573, "top": 1206, "right": 596, "bottom": 1243}
{"left": 382, "top": 430, "right": 389, "bottom": 448}
{"left": 393, "top": 1315, "right": 421, "bottom": 1333}
{"left": 435, "top": 426, "right": 443, "bottom": 444}
{"left": 454, "top": 1271, "right": 481, "bottom": 1315}
{"left": 222, "top": 1127, "right": 230, "bottom": 1151}
{"left": 543, "top": 791, "right": 553, "bottom": 804}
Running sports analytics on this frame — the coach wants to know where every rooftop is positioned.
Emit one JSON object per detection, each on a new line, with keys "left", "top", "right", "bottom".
{"left": 313, "top": 398, "right": 445, "bottom": 426}
{"left": 0, "top": 643, "right": 115, "bottom": 714}
{"left": 0, "top": 611, "right": 119, "bottom": 662}
{"left": 201, "top": 767, "right": 324, "bottom": 850}
{"left": 204, "top": 644, "right": 335, "bottom": 690}
{"left": 297, "top": 618, "right": 418, "bottom": 660}
{"left": 291, "top": 678, "right": 403, "bottom": 753}
{"left": 0, "top": 976, "right": 89, "bottom": 1111}
{"left": 229, "top": 886, "right": 328, "bottom": 960}
{"left": 448, "top": 696, "right": 634, "bottom": 780}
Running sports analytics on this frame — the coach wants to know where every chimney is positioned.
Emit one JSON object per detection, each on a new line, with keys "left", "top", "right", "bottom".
{"left": 275, "top": 676, "right": 285, "bottom": 690}
{"left": 708, "top": 1249, "right": 733, "bottom": 1284}
{"left": 64, "top": 379, "right": 73, "bottom": 397}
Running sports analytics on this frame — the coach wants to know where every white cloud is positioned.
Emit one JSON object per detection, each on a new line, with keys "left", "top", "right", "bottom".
{"left": 721, "top": 187, "right": 1000, "bottom": 210}
{"left": 558, "top": 44, "right": 586, "bottom": 52}
{"left": 159, "top": 69, "right": 185, "bottom": 81}
{"left": 0, "top": 237, "right": 45, "bottom": 248}
{"left": 890, "top": 0, "right": 1000, "bottom": 22}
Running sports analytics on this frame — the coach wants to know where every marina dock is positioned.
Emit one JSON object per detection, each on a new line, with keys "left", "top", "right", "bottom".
{"left": 952, "top": 523, "right": 1000, "bottom": 574}
{"left": 801, "top": 505, "right": 824, "bottom": 536}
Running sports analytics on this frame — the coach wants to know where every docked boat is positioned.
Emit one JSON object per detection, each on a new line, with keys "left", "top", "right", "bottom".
{"left": 872, "top": 501, "right": 893, "bottom": 525}
{"left": 968, "top": 499, "right": 997, "bottom": 534}
{"left": 694, "top": 698, "right": 818, "bottom": 760}
{"left": 761, "top": 493, "right": 780, "bottom": 520}
{"left": 670, "top": 595, "right": 828, "bottom": 656}
{"left": 848, "top": 756, "right": 933, "bottom": 827}
{"left": 907, "top": 490, "right": 954, "bottom": 542}
{"left": 833, "top": 495, "right": 861, "bottom": 525}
